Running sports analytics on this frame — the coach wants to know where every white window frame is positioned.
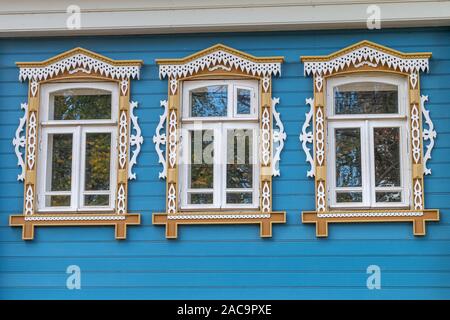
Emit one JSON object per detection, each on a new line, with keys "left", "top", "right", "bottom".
{"left": 180, "top": 80, "right": 260, "bottom": 210}
{"left": 37, "top": 82, "right": 118, "bottom": 212}
{"left": 182, "top": 80, "right": 258, "bottom": 121}
{"left": 326, "top": 74, "right": 411, "bottom": 209}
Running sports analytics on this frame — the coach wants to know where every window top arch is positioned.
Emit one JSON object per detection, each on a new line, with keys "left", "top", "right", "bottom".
{"left": 17, "top": 47, "right": 143, "bottom": 82}
{"left": 301, "top": 40, "right": 431, "bottom": 77}
{"left": 157, "top": 43, "right": 283, "bottom": 81}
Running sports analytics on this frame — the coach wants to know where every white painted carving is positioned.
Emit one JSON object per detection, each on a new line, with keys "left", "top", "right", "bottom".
{"left": 317, "top": 211, "right": 423, "bottom": 218}
{"left": 167, "top": 214, "right": 271, "bottom": 220}
{"left": 30, "top": 80, "right": 39, "bottom": 97}
{"left": 27, "top": 111, "right": 37, "bottom": 170}
{"left": 317, "top": 181, "right": 326, "bottom": 212}
{"left": 413, "top": 179, "right": 423, "bottom": 210}
{"left": 128, "top": 101, "right": 143, "bottom": 180}
{"left": 261, "top": 107, "right": 271, "bottom": 166}
{"left": 19, "top": 53, "right": 140, "bottom": 81}
{"left": 118, "top": 110, "right": 128, "bottom": 169}
{"left": 354, "top": 61, "right": 378, "bottom": 68}
{"left": 159, "top": 49, "right": 281, "bottom": 79}
{"left": 13, "top": 103, "right": 28, "bottom": 181}
{"left": 153, "top": 100, "right": 168, "bottom": 179}
{"left": 168, "top": 109, "right": 177, "bottom": 169}
{"left": 25, "top": 185, "right": 33, "bottom": 215}
{"left": 117, "top": 184, "right": 126, "bottom": 214}
{"left": 411, "top": 104, "right": 421, "bottom": 164}
{"left": 272, "top": 97, "right": 286, "bottom": 177}
{"left": 262, "top": 76, "right": 270, "bottom": 93}
{"left": 24, "top": 215, "right": 126, "bottom": 221}
{"left": 421, "top": 95, "right": 436, "bottom": 175}
{"left": 300, "top": 98, "right": 315, "bottom": 178}
{"left": 315, "top": 107, "right": 325, "bottom": 166}
{"left": 170, "top": 79, "right": 178, "bottom": 95}
{"left": 304, "top": 45, "right": 429, "bottom": 76}
{"left": 68, "top": 67, "right": 92, "bottom": 75}
{"left": 261, "top": 181, "right": 271, "bottom": 213}
{"left": 167, "top": 183, "right": 177, "bottom": 214}
{"left": 209, "top": 65, "right": 232, "bottom": 72}
{"left": 120, "top": 79, "right": 128, "bottom": 96}
{"left": 315, "top": 75, "right": 323, "bottom": 92}
{"left": 409, "top": 72, "right": 418, "bottom": 89}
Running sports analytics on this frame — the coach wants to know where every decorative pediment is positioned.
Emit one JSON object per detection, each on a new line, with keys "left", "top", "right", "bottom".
{"left": 17, "top": 47, "right": 143, "bottom": 82}
{"left": 302, "top": 40, "right": 431, "bottom": 76}
{"left": 157, "top": 44, "right": 283, "bottom": 79}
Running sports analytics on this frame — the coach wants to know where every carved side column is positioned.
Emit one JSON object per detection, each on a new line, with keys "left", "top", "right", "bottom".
{"left": 313, "top": 74, "right": 327, "bottom": 212}
{"left": 116, "top": 78, "right": 130, "bottom": 214}
{"left": 166, "top": 77, "right": 179, "bottom": 214}
{"left": 409, "top": 72, "right": 424, "bottom": 210}
{"left": 260, "top": 76, "right": 272, "bottom": 213}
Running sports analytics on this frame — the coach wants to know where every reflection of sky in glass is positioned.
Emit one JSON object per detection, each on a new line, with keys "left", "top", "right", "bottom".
{"left": 374, "top": 127, "right": 400, "bottom": 187}
{"left": 334, "top": 82, "right": 397, "bottom": 114}
{"left": 227, "top": 129, "right": 253, "bottom": 189}
{"left": 335, "top": 128, "right": 362, "bottom": 188}
{"left": 237, "top": 88, "right": 251, "bottom": 114}
{"left": 190, "top": 85, "right": 227, "bottom": 117}
{"left": 53, "top": 90, "right": 111, "bottom": 120}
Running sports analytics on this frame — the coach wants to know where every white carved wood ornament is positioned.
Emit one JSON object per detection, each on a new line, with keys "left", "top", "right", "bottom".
{"left": 272, "top": 97, "right": 286, "bottom": 177}
{"left": 18, "top": 49, "right": 141, "bottom": 82}
{"left": 128, "top": 101, "right": 144, "bottom": 180}
{"left": 159, "top": 45, "right": 281, "bottom": 80}
{"left": 12, "top": 103, "right": 28, "bottom": 181}
{"left": 153, "top": 100, "right": 168, "bottom": 179}
{"left": 299, "top": 98, "right": 315, "bottom": 177}
{"left": 421, "top": 95, "right": 436, "bottom": 175}
{"left": 303, "top": 42, "right": 429, "bottom": 77}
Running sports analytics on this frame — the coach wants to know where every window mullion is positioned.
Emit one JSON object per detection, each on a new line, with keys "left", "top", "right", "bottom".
{"left": 364, "top": 120, "right": 373, "bottom": 207}
{"left": 74, "top": 126, "right": 82, "bottom": 211}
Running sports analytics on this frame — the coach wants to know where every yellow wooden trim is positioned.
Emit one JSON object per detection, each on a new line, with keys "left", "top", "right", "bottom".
{"left": 153, "top": 212, "right": 286, "bottom": 239}
{"left": 301, "top": 40, "right": 432, "bottom": 63}
{"left": 302, "top": 209, "right": 439, "bottom": 237}
{"left": 10, "top": 213, "right": 140, "bottom": 240}
{"left": 156, "top": 43, "right": 284, "bottom": 65}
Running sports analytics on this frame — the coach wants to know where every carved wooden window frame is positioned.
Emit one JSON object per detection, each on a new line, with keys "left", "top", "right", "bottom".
{"left": 10, "top": 48, "right": 143, "bottom": 240}
{"left": 300, "top": 41, "right": 439, "bottom": 237}
{"left": 152, "top": 44, "right": 286, "bottom": 238}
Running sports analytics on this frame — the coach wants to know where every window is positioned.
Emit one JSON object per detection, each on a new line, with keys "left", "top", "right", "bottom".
{"left": 327, "top": 75, "right": 409, "bottom": 208}
{"left": 301, "top": 41, "right": 439, "bottom": 237}
{"left": 37, "top": 82, "right": 118, "bottom": 212}
{"left": 154, "top": 44, "right": 285, "bottom": 238}
{"left": 180, "top": 80, "right": 259, "bottom": 209}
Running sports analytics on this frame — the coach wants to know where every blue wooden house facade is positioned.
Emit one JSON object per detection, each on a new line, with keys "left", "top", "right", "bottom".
{"left": 0, "top": 1, "right": 449, "bottom": 300}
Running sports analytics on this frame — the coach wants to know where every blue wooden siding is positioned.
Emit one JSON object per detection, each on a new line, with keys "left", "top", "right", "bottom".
{"left": 0, "top": 27, "right": 449, "bottom": 299}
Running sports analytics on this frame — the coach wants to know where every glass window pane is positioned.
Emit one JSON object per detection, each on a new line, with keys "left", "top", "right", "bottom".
{"left": 190, "top": 85, "right": 228, "bottom": 117}
{"left": 336, "top": 192, "right": 363, "bottom": 203}
{"left": 376, "top": 192, "right": 402, "bottom": 203}
{"left": 227, "top": 129, "right": 253, "bottom": 189}
{"left": 334, "top": 82, "right": 398, "bottom": 114}
{"left": 84, "top": 194, "right": 110, "bottom": 206}
{"left": 85, "top": 133, "right": 111, "bottom": 191}
{"left": 190, "top": 130, "right": 214, "bottom": 189}
{"left": 51, "top": 88, "right": 111, "bottom": 120}
{"left": 335, "top": 128, "right": 362, "bottom": 188}
{"left": 226, "top": 192, "right": 253, "bottom": 204}
{"left": 189, "top": 193, "right": 213, "bottom": 204}
{"left": 47, "top": 134, "right": 72, "bottom": 192}
{"left": 236, "top": 88, "right": 251, "bottom": 115}
{"left": 46, "top": 195, "right": 71, "bottom": 207}
{"left": 374, "top": 127, "right": 401, "bottom": 187}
